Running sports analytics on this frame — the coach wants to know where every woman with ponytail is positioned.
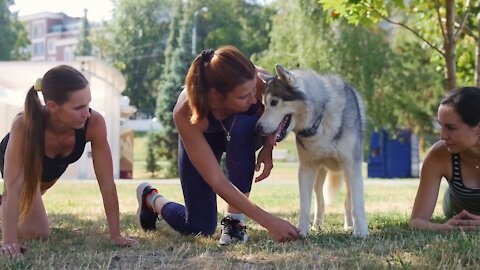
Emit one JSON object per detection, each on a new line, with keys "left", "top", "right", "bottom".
{"left": 0, "top": 65, "right": 138, "bottom": 258}
{"left": 135, "top": 46, "right": 299, "bottom": 245}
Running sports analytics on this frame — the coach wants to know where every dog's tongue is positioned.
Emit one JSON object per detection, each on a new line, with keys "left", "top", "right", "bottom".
{"left": 269, "top": 120, "right": 286, "bottom": 146}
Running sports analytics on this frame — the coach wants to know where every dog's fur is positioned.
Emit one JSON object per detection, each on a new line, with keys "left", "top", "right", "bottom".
{"left": 256, "top": 65, "right": 368, "bottom": 237}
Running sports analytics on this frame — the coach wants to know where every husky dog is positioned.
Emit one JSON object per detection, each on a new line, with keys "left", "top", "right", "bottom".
{"left": 255, "top": 65, "right": 368, "bottom": 238}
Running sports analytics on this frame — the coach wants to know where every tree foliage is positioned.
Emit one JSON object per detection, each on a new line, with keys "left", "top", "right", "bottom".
{"left": 76, "top": 9, "right": 93, "bottom": 56}
{"left": 155, "top": 3, "right": 194, "bottom": 177}
{"left": 318, "top": 0, "right": 480, "bottom": 91}
{"left": 254, "top": 0, "right": 443, "bottom": 138}
{"left": 191, "top": 0, "right": 275, "bottom": 57}
{"left": 91, "top": 0, "right": 171, "bottom": 116}
{"left": 0, "top": 0, "right": 30, "bottom": 60}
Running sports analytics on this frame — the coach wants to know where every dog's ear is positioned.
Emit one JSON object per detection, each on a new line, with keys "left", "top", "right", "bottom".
{"left": 257, "top": 72, "right": 275, "bottom": 83}
{"left": 275, "top": 64, "right": 297, "bottom": 87}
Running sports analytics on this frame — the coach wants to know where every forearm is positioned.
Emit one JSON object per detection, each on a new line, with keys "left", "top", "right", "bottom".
{"left": 99, "top": 183, "right": 122, "bottom": 239}
{"left": 1, "top": 193, "right": 21, "bottom": 244}
{"left": 409, "top": 218, "right": 450, "bottom": 232}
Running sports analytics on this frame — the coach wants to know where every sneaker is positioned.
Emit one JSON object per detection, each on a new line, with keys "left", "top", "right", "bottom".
{"left": 218, "top": 217, "right": 248, "bottom": 246}
{"left": 136, "top": 182, "right": 159, "bottom": 231}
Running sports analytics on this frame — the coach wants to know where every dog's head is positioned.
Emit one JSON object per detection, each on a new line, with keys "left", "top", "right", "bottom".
{"left": 255, "top": 64, "right": 307, "bottom": 144}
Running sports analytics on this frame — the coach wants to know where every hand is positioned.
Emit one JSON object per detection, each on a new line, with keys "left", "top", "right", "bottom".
{"left": 444, "top": 210, "right": 480, "bottom": 231}
{"left": 1, "top": 243, "right": 28, "bottom": 258}
{"left": 265, "top": 216, "right": 300, "bottom": 243}
{"left": 255, "top": 146, "right": 273, "bottom": 182}
{"left": 111, "top": 235, "right": 139, "bottom": 247}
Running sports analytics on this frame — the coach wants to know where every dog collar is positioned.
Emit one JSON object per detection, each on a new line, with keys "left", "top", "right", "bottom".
{"left": 298, "top": 112, "right": 323, "bottom": 137}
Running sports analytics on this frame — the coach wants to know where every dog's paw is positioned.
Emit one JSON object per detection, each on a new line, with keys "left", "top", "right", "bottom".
{"left": 352, "top": 230, "right": 369, "bottom": 239}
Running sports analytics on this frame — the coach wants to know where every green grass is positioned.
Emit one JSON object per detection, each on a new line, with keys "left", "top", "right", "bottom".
{"left": 3, "top": 178, "right": 478, "bottom": 269}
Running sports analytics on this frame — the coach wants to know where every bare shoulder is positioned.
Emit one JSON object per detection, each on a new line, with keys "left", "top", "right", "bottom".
{"left": 173, "top": 89, "right": 189, "bottom": 116}
{"left": 9, "top": 114, "right": 26, "bottom": 136}
{"left": 426, "top": 141, "right": 450, "bottom": 161}
{"left": 422, "top": 140, "right": 451, "bottom": 178}
{"left": 85, "top": 109, "right": 107, "bottom": 142}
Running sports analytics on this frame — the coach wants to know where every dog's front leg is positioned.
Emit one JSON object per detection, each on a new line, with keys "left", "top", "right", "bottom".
{"left": 298, "top": 163, "right": 317, "bottom": 237}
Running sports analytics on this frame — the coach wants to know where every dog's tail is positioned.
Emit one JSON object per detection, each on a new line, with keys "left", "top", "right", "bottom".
{"left": 323, "top": 172, "right": 343, "bottom": 205}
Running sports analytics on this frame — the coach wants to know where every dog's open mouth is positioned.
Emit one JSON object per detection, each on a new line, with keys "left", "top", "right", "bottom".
{"left": 270, "top": 114, "right": 291, "bottom": 145}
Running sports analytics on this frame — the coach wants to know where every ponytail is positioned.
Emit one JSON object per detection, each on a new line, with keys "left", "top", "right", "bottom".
{"left": 19, "top": 86, "right": 45, "bottom": 221}
{"left": 185, "top": 46, "right": 255, "bottom": 124}
{"left": 186, "top": 56, "right": 210, "bottom": 124}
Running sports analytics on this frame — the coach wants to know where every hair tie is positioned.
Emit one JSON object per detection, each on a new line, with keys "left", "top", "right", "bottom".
{"left": 201, "top": 49, "right": 215, "bottom": 63}
{"left": 34, "top": 78, "right": 42, "bottom": 91}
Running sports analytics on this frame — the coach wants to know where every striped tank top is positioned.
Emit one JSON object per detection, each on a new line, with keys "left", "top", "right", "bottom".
{"left": 447, "top": 153, "right": 480, "bottom": 215}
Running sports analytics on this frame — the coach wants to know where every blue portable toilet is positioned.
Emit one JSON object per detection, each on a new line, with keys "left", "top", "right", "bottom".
{"left": 368, "top": 129, "right": 419, "bottom": 178}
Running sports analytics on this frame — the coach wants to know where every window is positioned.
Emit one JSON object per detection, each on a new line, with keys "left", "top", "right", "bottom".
{"left": 48, "top": 39, "right": 56, "bottom": 54}
{"left": 33, "top": 42, "right": 45, "bottom": 57}
{"left": 32, "top": 22, "right": 45, "bottom": 39}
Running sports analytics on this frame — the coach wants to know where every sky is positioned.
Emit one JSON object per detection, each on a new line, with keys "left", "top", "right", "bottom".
{"left": 10, "top": 0, "right": 114, "bottom": 22}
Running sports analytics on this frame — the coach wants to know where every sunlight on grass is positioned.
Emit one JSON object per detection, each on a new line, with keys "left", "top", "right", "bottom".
{"left": 2, "top": 178, "right": 473, "bottom": 269}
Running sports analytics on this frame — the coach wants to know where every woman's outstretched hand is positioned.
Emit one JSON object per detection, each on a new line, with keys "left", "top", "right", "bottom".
{"left": 265, "top": 216, "right": 301, "bottom": 242}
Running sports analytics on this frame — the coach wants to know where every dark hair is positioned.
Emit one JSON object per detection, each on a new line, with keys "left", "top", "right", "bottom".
{"left": 440, "top": 86, "right": 480, "bottom": 127}
{"left": 19, "top": 65, "right": 88, "bottom": 221}
{"left": 185, "top": 46, "right": 256, "bottom": 124}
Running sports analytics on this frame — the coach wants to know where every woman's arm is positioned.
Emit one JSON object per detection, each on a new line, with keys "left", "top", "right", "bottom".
{"left": 254, "top": 67, "right": 275, "bottom": 182}
{"left": 410, "top": 142, "right": 453, "bottom": 232}
{"left": 2, "top": 117, "right": 27, "bottom": 257}
{"left": 87, "top": 111, "right": 137, "bottom": 246}
{"left": 173, "top": 92, "right": 299, "bottom": 242}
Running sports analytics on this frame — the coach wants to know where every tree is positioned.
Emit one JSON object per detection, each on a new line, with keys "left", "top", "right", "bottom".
{"left": 146, "top": 132, "right": 161, "bottom": 177}
{"left": 318, "top": 0, "right": 477, "bottom": 91}
{"left": 76, "top": 9, "right": 93, "bottom": 56}
{"left": 91, "top": 0, "right": 171, "bottom": 116}
{"left": 191, "top": 0, "right": 275, "bottom": 57}
{"left": 254, "top": 0, "right": 443, "bottom": 146}
{"left": 155, "top": 2, "right": 194, "bottom": 177}
{"left": 0, "top": 0, "right": 29, "bottom": 60}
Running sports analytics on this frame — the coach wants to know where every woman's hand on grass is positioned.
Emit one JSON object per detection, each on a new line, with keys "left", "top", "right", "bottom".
{"left": 1, "top": 242, "right": 28, "bottom": 258}
{"left": 111, "top": 235, "right": 139, "bottom": 247}
{"left": 445, "top": 210, "right": 480, "bottom": 231}
{"left": 265, "top": 216, "right": 300, "bottom": 242}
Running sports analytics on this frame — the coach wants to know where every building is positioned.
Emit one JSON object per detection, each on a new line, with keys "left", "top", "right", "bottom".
{"left": 0, "top": 58, "right": 133, "bottom": 179}
{"left": 20, "top": 12, "right": 81, "bottom": 62}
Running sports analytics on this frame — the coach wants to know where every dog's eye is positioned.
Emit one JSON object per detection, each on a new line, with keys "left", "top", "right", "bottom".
{"left": 270, "top": 99, "right": 278, "bottom": 106}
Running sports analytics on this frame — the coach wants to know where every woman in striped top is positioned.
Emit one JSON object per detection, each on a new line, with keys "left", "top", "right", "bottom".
{"left": 410, "top": 87, "right": 480, "bottom": 232}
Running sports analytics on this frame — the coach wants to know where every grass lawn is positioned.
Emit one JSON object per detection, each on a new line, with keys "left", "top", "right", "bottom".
{"left": 2, "top": 178, "right": 479, "bottom": 269}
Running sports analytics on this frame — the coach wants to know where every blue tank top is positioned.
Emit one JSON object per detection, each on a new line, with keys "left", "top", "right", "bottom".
{"left": 0, "top": 111, "right": 91, "bottom": 182}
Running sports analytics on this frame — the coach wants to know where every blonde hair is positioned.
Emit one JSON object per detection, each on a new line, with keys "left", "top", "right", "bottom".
{"left": 185, "top": 46, "right": 255, "bottom": 124}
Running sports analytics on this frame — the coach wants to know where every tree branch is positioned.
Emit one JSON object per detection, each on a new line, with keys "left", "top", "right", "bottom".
{"left": 362, "top": 1, "right": 445, "bottom": 57}
{"left": 433, "top": 0, "right": 447, "bottom": 41}
{"left": 454, "top": 0, "right": 471, "bottom": 40}
{"left": 457, "top": 22, "right": 478, "bottom": 41}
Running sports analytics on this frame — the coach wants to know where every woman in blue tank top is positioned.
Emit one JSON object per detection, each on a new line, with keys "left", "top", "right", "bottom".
{"left": 0, "top": 65, "right": 138, "bottom": 258}
{"left": 411, "top": 87, "right": 480, "bottom": 232}
{"left": 135, "top": 46, "right": 300, "bottom": 245}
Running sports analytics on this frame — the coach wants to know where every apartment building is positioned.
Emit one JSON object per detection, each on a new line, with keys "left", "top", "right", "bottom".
{"left": 20, "top": 12, "right": 81, "bottom": 62}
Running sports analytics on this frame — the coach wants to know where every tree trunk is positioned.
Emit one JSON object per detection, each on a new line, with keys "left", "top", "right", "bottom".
{"left": 444, "top": 0, "right": 457, "bottom": 92}
{"left": 476, "top": 14, "right": 480, "bottom": 87}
